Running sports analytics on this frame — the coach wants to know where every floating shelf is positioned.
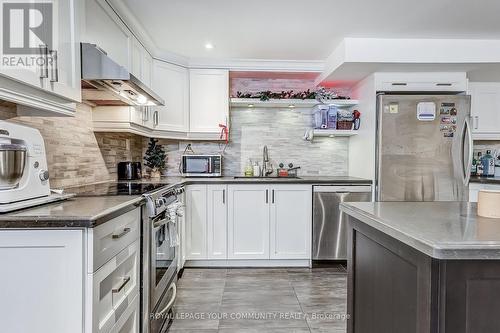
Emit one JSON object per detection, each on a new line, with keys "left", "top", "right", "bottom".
{"left": 312, "top": 129, "right": 358, "bottom": 137}
{"left": 230, "top": 98, "right": 359, "bottom": 108}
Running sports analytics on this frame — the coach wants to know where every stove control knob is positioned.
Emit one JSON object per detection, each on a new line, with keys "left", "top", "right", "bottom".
{"left": 39, "top": 170, "right": 50, "bottom": 181}
{"left": 155, "top": 199, "right": 163, "bottom": 208}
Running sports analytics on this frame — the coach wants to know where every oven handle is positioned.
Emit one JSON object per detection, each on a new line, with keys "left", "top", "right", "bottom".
{"left": 156, "top": 282, "right": 177, "bottom": 316}
{"left": 153, "top": 217, "right": 170, "bottom": 229}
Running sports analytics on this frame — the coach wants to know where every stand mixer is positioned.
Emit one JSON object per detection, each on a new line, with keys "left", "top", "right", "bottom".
{"left": 0, "top": 121, "right": 51, "bottom": 204}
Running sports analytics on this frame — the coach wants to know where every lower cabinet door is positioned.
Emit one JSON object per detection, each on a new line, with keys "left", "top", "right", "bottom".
{"left": 270, "top": 185, "right": 312, "bottom": 259}
{"left": 109, "top": 293, "right": 139, "bottom": 333}
{"left": 0, "top": 229, "right": 83, "bottom": 333}
{"left": 185, "top": 185, "right": 208, "bottom": 259}
{"left": 207, "top": 185, "right": 228, "bottom": 259}
{"left": 227, "top": 185, "right": 270, "bottom": 259}
{"left": 90, "top": 240, "right": 140, "bottom": 333}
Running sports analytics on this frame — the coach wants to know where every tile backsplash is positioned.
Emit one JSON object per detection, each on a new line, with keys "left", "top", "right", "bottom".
{"left": 156, "top": 106, "right": 349, "bottom": 177}
{"left": 1, "top": 102, "right": 349, "bottom": 187}
{"left": 0, "top": 103, "right": 143, "bottom": 188}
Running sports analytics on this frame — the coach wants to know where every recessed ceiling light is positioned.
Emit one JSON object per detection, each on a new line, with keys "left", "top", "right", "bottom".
{"left": 205, "top": 43, "right": 214, "bottom": 49}
{"left": 248, "top": 104, "right": 254, "bottom": 108}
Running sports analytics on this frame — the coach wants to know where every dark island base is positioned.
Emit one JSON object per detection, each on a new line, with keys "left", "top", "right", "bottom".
{"left": 347, "top": 216, "right": 500, "bottom": 333}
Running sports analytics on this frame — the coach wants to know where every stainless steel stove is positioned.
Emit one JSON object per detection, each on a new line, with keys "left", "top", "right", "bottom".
{"left": 142, "top": 184, "right": 184, "bottom": 333}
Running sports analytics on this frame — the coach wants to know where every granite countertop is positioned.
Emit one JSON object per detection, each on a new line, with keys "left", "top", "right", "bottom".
{"left": 0, "top": 176, "right": 371, "bottom": 229}
{"left": 340, "top": 201, "right": 500, "bottom": 260}
{"left": 470, "top": 176, "right": 500, "bottom": 185}
{"left": 0, "top": 196, "right": 144, "bottom": 228}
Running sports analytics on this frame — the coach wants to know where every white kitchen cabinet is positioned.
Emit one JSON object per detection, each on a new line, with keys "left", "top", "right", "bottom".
{"left": 468, "top": 82, "right": 500, "bottom": 139}
{"left": 0, "top": 229, "right": 83, "bottom": 333}
{"left": 47, "top": 0, "right": 81, "bottom": 101}
{"left": 131, "top": 37, "right": 153, "bottom": 88}
{"left": 207, "top": 185, "right": 228, "bottom": 259}
{"left": 189, "top": 69, "right": 229, "bottom": 134}
{"left": 0, "top": 0, "right": 80, "bottom": 114}
{"left": 84, "top": 0, "right": 130, "bottom": 70}
{"left": 152, "top": 61, "right": 190, "bottom": 133}
{"left": 185, "top": 185, "right": 208, "bottom": 259}
{"left": 141, "top": 52, "right": 153, "bottom": 88}
{"left": 270, "top": 185, "right": 312, "bottom": 259}
{"left": 227, "top": 185, "right": 270, "bottom": 259}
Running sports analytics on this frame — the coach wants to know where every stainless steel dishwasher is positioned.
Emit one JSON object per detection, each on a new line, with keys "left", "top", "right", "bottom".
{"left": 313, "top": 185, "right": 372, "bottom": 261}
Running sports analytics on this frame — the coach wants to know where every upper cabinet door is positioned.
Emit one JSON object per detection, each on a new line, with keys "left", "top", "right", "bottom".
{"left": 189, "top": 69, "right": 229, "bottom": 133}
{"left": 469, "top": 82, "right": 500, "bottom": 138}
{"left": 47, "top": 0, "right": 81, "bottom": 102}
{"left": 141, "top": 51, "right": 152, "bottom": 88}
{"left": 270, "top": 185, "right": 312, "bottom": 260}
{"left": 83, "top": 0, "right": 130, "bottom": 70}
{"left": 152, "top": 60, "right": 189, "bottom": 132}
{"left": 130, "top": 38, "right": 142, "bottom": 79}
{"left": 0, "top": 0, "right": 81, "bottom": 103}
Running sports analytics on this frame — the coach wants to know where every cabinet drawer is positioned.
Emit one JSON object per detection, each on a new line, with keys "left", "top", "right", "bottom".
{"left": 89, "top": 240, "right": 140, "bottom": 333}
{"left": 89, "top": 208, "right": 140, "bottom": 272}
{"left": 109, "top": 293, "right": 140, "bottom": 333}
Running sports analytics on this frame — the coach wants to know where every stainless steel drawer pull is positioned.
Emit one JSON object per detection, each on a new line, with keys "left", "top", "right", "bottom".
{"left": 436, "top": 83, "right": 452, "bottom": 86}
{"left": 49, "top": 50, "right": 58, "bottom": 82}
{"left": 112, "top": 228, "right": 131, "bottom": 239}
{"left": 391, "top": 82, "right": 407, "bottom": 86}
{"left": 39, "top": 44, "right": 48, "bottom": 79}
{"left": 112, "top": 276, "right": 131, "bottom": 293}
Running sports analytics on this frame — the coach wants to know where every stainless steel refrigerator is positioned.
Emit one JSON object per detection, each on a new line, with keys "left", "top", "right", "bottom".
{"left": 376, "top": 94, "right": 472, "bottom": 202}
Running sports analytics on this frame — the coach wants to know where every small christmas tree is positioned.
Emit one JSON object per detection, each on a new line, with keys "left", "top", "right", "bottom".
{"left": 144, "top": 138, "right": 166, "bottom": 171}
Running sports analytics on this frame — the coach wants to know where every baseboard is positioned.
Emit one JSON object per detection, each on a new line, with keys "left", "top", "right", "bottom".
{"left": 184, "top": 259, "right": 311, "bottom": 268}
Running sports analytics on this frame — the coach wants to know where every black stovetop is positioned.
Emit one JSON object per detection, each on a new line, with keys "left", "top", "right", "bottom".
{"left": 71, "top": 182, "right": 170, "bottom": 196}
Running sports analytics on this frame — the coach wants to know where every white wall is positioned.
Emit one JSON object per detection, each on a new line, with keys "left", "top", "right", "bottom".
{"left": 348, "top": 74, "right": 377, "bottom": 181}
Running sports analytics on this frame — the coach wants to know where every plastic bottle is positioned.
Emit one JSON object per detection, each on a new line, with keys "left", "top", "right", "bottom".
{"left": 327, "top": 106, "right": 338, "bottom": 129}
{"left": 253, "top": 161, "right": 260, "bottom": 177}
{"left": 483, "top": 150, "right": 495, "bottom": 177}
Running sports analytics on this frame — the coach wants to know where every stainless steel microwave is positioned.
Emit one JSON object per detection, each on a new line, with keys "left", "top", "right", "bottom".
{"left": 181, "top": 154, "right": 222, "bottom": 177}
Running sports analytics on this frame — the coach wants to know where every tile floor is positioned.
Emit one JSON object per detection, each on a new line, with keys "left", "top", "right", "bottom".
{"left": 170, "top": 266, "right": 348, "bottom": 333}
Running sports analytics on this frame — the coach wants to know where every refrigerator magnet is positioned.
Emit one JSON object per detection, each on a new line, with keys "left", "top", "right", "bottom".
{"left": 416, "top": 102, "right": 436, "bottom": 121}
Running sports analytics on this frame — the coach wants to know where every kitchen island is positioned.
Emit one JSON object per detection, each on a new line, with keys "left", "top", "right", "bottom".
{"left": 340, "top": 201, "right": 500, "bottom": 333}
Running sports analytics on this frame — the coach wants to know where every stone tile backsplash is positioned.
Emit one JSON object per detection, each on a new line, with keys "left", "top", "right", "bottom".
{"left": 0, "top": 103, "right": 143, "bottom": 188}
{"left": 1, "top": 100, "right": 349, "bottom": 188}
{"left": 156, "top": 106, "right": 349, "bottom": 177}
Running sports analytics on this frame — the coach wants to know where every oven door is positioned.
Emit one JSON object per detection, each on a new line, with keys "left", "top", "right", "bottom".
{"left": 151, "top": 215, "right": 177, "bottom": 309}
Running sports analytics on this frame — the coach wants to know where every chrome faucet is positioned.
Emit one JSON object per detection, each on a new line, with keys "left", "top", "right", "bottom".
{"left": 262, "top": 145, "right": 273, "bottom": 177}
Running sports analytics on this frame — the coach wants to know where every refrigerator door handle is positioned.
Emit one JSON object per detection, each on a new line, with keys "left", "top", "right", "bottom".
{"left": 462, "top": 118, "right": 473, "bottom": 185}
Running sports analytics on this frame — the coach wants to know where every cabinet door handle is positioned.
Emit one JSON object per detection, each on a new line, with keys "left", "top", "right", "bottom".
{"left": 112, "top": 276, "right": 131, "bottom": 293}
{"left": 436, "top": 83, "right": 452, "bottom": 87}
{"left": 474, "top": 116, "right": 479, "bottom": 130}
{"left": 272, "top": 189, "right": 275, "bottom": 204}
{"left": 265, "top": 189, "right": 268, "bottom": 203}
{"left": 154, "top": 110, "right": 159, "bottom": 126}
{"left": 49, "top": 50, "right": 58, "bottom": 82}
{"left": 112, "top": 227, "right": 131, "bottom": 239}
{"left": 39, "top": 44, "right": 48, "bottom": 79}
{"left": 222, "top": 189, "right": 225, "bottom": 204}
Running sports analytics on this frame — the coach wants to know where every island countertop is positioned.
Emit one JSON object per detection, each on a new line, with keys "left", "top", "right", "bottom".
{"left": 340, "top": 201, "right": 500, "bottom": 260}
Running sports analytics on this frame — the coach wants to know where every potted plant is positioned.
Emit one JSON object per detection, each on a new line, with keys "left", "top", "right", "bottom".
{"left": 144, "top": 138, "right": 166, "bottom": 178}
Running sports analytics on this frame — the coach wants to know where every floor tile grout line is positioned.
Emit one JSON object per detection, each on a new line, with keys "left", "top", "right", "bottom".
{"left": 287, "top": 269, "right": 313, "bottom": 333}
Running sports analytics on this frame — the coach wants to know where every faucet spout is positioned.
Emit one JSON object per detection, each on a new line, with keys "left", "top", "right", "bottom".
{"left": 262, "top": 145, "right": 272, "bottom": 177}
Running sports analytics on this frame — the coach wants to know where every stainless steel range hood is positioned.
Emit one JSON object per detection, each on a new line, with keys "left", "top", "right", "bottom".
{"left": 81, "top": 43, "right": 164, "bottom": 106}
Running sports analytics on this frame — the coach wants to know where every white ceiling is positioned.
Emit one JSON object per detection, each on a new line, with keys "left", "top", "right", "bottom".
{"left": 120, "top": 0, "right": 500, "bottom": 61}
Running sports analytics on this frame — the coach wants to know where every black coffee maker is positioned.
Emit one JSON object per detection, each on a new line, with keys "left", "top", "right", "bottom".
{"left": 117, "top": 161, "right": 142, "bottom": 180}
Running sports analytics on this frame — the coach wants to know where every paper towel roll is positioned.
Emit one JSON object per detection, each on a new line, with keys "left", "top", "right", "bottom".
{"left": 477, "top": 190, "right": 500, "bottom": 218}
